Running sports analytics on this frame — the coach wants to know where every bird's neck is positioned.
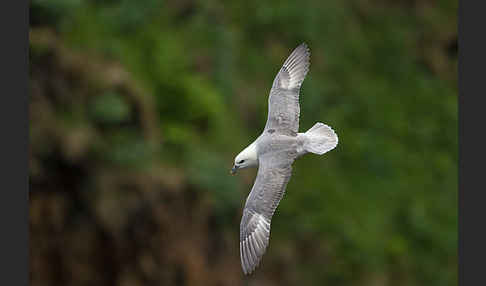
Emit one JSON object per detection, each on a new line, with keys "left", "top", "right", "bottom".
{"left": 243, "top": 141, "right": 259, "bottom": 165}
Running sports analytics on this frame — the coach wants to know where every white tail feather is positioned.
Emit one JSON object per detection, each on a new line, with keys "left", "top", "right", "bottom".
{"left": 303, "top": 122, "right": 338, "bottom": 155}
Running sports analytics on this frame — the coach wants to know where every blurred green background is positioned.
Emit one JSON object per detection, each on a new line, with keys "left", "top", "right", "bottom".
{"left": 29, "top": 0, "right": 457, "bottom": 285}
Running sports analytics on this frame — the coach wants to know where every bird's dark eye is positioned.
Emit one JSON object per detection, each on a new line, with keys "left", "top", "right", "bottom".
{"left": 238, "top": 160, "right": 245, "bottom": 164}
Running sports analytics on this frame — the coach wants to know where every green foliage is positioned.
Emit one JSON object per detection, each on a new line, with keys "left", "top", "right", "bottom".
{"left": 90, "top": 91, "right": 132, "bottom": 124}
{"left": 30, "top": 0, "right": 457, "bottom": 285}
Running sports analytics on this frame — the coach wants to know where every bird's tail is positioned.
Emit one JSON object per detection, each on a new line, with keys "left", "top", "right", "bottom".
{"left": 303, "top": 122, "right": 338, "bottom": 155}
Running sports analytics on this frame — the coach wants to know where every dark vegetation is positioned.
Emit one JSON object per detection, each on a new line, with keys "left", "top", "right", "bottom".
{"left": 30, "top": 0, "right": 457, "bottom": 285}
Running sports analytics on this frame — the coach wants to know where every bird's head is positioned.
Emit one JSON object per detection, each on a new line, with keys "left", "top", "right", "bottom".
{"left": 231, "top": 143, "right": 258, "bottom": 175}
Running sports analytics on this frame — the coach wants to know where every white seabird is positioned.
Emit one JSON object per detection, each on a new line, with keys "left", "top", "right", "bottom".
{"left": 231, "top": 43, "right": 339, "bottom": 275}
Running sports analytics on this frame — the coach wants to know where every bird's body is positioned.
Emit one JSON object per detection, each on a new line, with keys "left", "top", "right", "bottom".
{"left": 231, "top": 43, "right": 338, "bottom": 275}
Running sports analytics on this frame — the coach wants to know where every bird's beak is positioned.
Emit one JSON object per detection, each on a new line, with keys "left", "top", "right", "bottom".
{"left": 230, "top": 165, "right": 238, "bottom": 175}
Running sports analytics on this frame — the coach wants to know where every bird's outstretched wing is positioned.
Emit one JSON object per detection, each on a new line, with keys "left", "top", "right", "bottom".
{"left": 239, "top": 149, "right": 297, "bottom": 275}
{"left": 265, "top": 43, "right": 310, "bottom": 136}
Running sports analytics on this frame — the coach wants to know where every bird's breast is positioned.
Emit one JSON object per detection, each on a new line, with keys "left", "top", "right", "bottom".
{"left": 257, "top": 133, "right": 299, "bottom": 156}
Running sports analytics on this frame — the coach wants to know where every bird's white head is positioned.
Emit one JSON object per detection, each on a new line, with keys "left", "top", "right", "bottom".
{"left": 231, "top": 142, "right": 258, "bottom": 175}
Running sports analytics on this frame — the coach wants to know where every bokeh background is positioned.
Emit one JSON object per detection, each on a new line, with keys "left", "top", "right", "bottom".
{"left": 29, "top": 0, "right": 457, "bottom": 285}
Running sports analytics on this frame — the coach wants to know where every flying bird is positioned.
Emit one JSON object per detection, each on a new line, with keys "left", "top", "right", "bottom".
{"left": 231, "top": 43, "right": 339, "bottom": 275}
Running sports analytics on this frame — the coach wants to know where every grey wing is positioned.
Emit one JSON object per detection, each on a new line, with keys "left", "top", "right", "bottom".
{"left": 265, "top": 43, "right": 311, "bottom": 135}
{"left": 239, "top": 150, "right": 297, "bottom": 275}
